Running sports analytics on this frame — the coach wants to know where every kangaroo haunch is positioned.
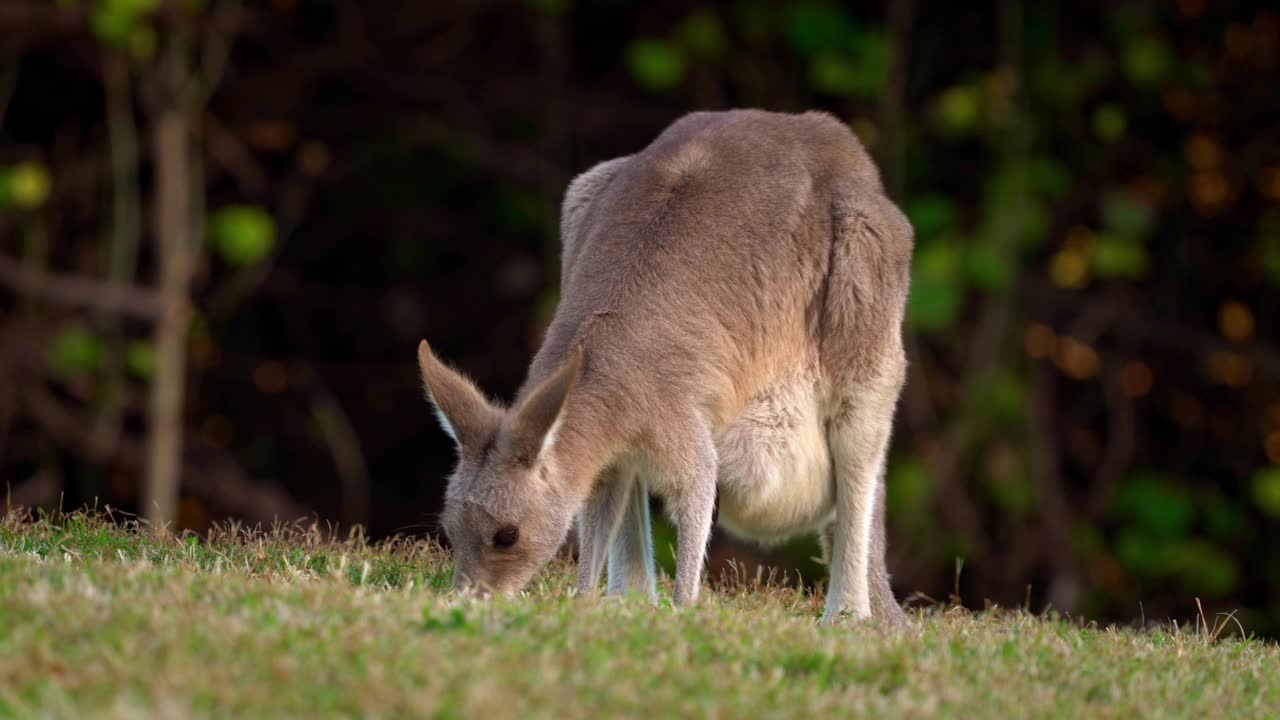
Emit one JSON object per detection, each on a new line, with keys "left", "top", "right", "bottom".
{"left": 418, "top": 109, "right": 913, "bottom": 624}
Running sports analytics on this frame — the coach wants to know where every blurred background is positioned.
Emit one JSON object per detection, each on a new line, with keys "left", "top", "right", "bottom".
{"left": 1, "top": 0, "right": 1278, "bottom": 634}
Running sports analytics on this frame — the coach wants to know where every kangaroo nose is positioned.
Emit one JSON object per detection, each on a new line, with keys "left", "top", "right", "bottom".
{"left": 451, "top": 571, "right": 493, "bottom": 598}
{"left": 451, "top": 571, "right": 472, "bottom": 594}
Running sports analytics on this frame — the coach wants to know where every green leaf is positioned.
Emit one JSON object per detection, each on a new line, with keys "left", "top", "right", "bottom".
{"left": 887, "top": 457, "right": 930, "bottom": 527}
{"left": 1093, "top": 105, "right": 1127, "bottom": 143}
{"left": 976, "top": 371, "right": 1025, "bottom": 425}
{"left": 210, "top": 205, "right": 277, "bottom": 267}
{"left": 980, "top": 443, "right": 1033, "bottom": 516}
{"left": 1115, "top": 529, "right": 1178, "bottom": 576}
{"left": 1124, "top": 36, "right": 1170, "bottom": 88}
{"left": 984, "top": 472, "right": 1034, "bottom": 516}
{"left": 1203, "top": 491, "right": 1247, "bottom": 541}
{"left": 1116, "top": 531, "right": 1238, "bottom": 596}
{"left": 907, "top": 241, "right": 964, "bottom": 331}
{"left": 977, "top": 164, "right": 1053, "bottom": 249}
{"left": 733, "top": 0, "right": 770, "bottom": 44}
{"left": 965, "top": 244, "right": 1013, "bottom": 290}
{"left": 1090, "top": 236, "right": 1148, "bottom": 278}
{"left": 677, "top": 8, "right": 727, "bottom": 60}
{"left": 48, "top": 325, "right": 105, "bottom": 376}
{"left": 624, "top": 40, "right": 687, "bottom": 93}
{"left": 1036, "top": 50, "right": 1113, "bottom": 108}
{"left": 1017, "top": 201, "right": 1052, "bottom": 248}
{"left": 809, "top": 53, "right": 861, "bottom": 96}
{"left": 125, "top": 340, "right": 155, "bottom": 379}
{"left": 128, "top": 23, "right": 157, "bottom": 60}
{"left": 933, "top": 85, "right": 980, "bottom": 136}
{"left": 783, "top": 3, "right": 852, "bottom": 57}
{"left": 1027, "top": 158, "right": 1072, "bottom": 198}
{"left": 91, "top": 4, "right": 136, "bottom": 46}
{"left": 1176, "top": 539, "right": 1238, "bottom": 597}
{"left": 905, "top": 195, "right": 957, "bottom": 241}
{"left": 849, "top": 31, "right": 889, "bottom": 96}
{"left": 5, "top": 162, "right": 51, "bottom": 209}
{"left": 916, "top": 238, "right": 962, "bottom": 281}
{"left": 906, "top": 279, "right": 962, "bottom": 332}
{"left": 1101, "top": 191, "right": 1154, "bottom": 237}
{"left": 117, "top": 0, "right": 161, "bottom": 11}
{"left": 808, "top": 32, "right": 888, "bottom": 98}
{"left": 1111, "top": 473, "right": 1194, "bottom": 539}
{"left": 1252, "top": 467, "right": 1280, "bottom": 517}
{"left": 1072, "top": 524, "right": 1105, "bottom": 557}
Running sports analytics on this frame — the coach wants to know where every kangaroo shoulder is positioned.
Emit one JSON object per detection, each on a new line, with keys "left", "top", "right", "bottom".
{"left": 560, "top": 155, "right": 632, "bottom": 284}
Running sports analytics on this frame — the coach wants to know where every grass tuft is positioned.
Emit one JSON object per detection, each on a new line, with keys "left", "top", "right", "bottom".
{"left": 1, "top": 509, "right": 1277, "bottom": 718}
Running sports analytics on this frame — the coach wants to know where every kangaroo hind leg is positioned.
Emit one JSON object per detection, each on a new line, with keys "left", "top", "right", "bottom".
{"left": 606, "top": 476, "right": 656, "bottom": 600}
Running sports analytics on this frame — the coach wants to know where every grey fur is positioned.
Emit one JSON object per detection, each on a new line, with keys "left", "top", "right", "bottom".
{"left": 419, "top": 109, "right": 913, "bottom": 624}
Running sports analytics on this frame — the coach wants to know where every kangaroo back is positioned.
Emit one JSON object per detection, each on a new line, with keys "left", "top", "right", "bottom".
{"left": 420, "top": 109, "right": 913, "bottom": 623}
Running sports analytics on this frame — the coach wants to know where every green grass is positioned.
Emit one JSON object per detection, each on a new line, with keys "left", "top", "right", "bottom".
{"left": 1, "top": 510, "right": 1277, "bottom": 719}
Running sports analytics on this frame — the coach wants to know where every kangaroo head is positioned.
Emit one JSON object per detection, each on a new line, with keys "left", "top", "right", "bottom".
{"left": 417, "top": 340, "right": 583, "bottom": 596}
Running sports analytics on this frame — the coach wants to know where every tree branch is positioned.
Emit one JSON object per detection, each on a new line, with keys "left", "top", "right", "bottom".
{"left": 204, "top": 112, "right": 267, "bottom": 194}
{"left": 0, "top": 253, "right": 160, "bottom": 319}
{"left": 307, "top": 373, "right": 371, "bottom": 529}
{"left": 0, "top": 63, "right": 16, "bottom": 130}
{"left": 89, "top": 54, "right": 144, "bottom": 459}
{"left": 20, "top": 384, "right": 312, "bottom": 525}
{"left": 185, "top": 0, "right": 243, "bottom": 109}
{"left": 1027, "top": 363, "right": 1083, "bottom": 612}
{"left": 1088, "top": 365, "right": 1136, "bottom": 518}
{"left": 1030, "top": 285, "right": 1280, "bottom": 378}
{"left": 0, "top": 379, "right": 13, "bottom": 464}
{"left": 877, "top": 0, "right": 916, "bottom": 199}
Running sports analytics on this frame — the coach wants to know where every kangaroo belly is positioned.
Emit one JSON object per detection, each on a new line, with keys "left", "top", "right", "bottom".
{"left": 714, "top": 378, "right": 835, "bottom": 544}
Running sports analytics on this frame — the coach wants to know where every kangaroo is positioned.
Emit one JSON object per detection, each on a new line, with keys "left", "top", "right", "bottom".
{"left": 417, "top": 109, "right": 912, "bottom": 623}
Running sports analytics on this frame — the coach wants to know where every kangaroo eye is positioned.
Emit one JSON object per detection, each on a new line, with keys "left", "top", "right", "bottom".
{"left": 492, "top": 526, "right": 519, "bottom": 549}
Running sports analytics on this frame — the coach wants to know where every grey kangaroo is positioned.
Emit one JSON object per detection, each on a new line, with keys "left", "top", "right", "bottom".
{"left": 417, "top": 109, "right": 912, "bottom": 623}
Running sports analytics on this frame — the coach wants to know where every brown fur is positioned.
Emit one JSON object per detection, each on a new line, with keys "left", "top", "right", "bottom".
{"left": 419, "top": 109, "right": 912, "bottom": 624}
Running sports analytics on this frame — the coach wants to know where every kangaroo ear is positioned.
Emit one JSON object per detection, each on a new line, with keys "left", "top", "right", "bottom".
{"left": 417, "top": 340, "right": 500, "bottom": 451}
{"left": 505, "top": 349, "right": 583, "bottom": 464}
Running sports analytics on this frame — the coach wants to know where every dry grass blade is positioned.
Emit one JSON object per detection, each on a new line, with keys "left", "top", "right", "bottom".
{"left": 0, "top": 511, "right": 1276, "bottom": 719}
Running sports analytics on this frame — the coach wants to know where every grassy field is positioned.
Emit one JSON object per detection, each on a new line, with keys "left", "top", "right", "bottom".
{"left": 1, "top": 510, "right": 1276, "bottom": 719}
